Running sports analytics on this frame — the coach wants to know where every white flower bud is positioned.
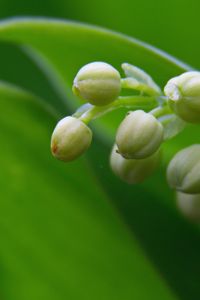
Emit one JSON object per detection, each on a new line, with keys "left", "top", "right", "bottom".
{"left": 164, "top": 71, "right": 200, "bottom": 123}
{"left": 73, "top": 62, "right": 121, "bottom": 106}
{"left": 167, "top": 144, "right": 200, "bottom": 194}
{"left": 51, "top": 116, "right": 92, "bottom": 162}
{"left": 110, "top": 144, "right": 160, "bottom": 184}
{"left": 176, "top": 192, "right": 200, "bottom": 223}
{"left": 116, "top": 110, "right": 164, "bottom": 159}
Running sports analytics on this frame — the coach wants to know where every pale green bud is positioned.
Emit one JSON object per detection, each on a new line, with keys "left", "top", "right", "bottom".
{"left": 72, "top": 62, "right": 121, "bottom": 106}
{"left": 51, "top": 116, "right": 92, "bottom": 162}
{"left": 176, "top": 192, "right": 200, "bottom": 222}
{"left": 164, "top": 71, "right": 200, "bottom": 123}
{"left": 167, "top": 144, "right": 200, "bottom": 194}
{"left": 116, "top": 110, "right": 164, "bottom": 159}
{"left": 110, "top": 144, "right": 160, "bottom": 184}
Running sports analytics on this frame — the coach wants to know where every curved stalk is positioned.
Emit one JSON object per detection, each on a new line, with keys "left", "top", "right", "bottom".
{"left": 74, "top": 95, "right": 160, "bottom": 124}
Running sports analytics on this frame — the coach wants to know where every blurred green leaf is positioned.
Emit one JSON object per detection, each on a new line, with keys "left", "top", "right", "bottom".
{"left": 0, "top": 81, "right": 179, "bottom": 300}
{"left": 0, "top": 17, "right": 199, "bottom": 300}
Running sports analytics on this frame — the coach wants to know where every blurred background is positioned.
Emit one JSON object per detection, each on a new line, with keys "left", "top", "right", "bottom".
{"left": 0, "top": 1, "right": 200, "bottom": 300}
{"left": 0, "top": 0, "right": 200, "bottom": 68}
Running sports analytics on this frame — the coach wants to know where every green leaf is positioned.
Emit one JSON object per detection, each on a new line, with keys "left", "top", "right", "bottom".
{"left": 0, "top": 17, "right": 199, "bottom": 300}
{"left": 0, "top": 81, "right": 178, "bottom": 300}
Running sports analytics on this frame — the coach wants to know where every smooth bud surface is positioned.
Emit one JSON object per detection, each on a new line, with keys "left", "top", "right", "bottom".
{"left": 116, "top": 110, "right": 164, "bottom": 159}
{"left": 51, "top": 116, "right": 92, "bottom": 162}
{"left": 167, "top": 144, "right": 200, "bottom": 194}
{"left": 73, "top": 62, "right": 121, "bottom": 106}
{"left": 176, "top": 192, "right": 200, "bottom": 222}
{"left": 164, "top": 71, "right": 200, "bottom": 123}
{"left": 110, "top": 144, "right": 160, "bottom": 184}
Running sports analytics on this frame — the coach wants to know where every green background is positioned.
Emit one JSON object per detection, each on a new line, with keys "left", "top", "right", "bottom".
{"left": 0, "top": 0, "right": 200, "bottom": 68}
{"left": 0, "top": 1, "right": 199, "bottom": 300}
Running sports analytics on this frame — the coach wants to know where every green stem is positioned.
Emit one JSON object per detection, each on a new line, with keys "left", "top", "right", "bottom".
{"left": 121, "top": 78, "right": 161, "bottom": 96}
{"left": 150, "top": 105, "right": 172, "bottom": 118}
{"left": 76, "top": 95, "right": 160, "bottom": 124}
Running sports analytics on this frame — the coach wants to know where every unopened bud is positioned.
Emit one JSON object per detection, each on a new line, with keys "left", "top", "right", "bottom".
{"left": 116, "top": 110, "right": 164, "bottom": 159}
{"left": 51, "top": 116, "right": 92, "bottom": 162}
{"left": 110, "top": 144, "right": 160, "bottom": 184}
{"left": 73, "top": 62, "right": 121, "bottom": 106}
{"left": 167, "top": 144, "right": 200, "bottom": 194}
{"left": 164, "top": 71, "right": 200, "bottom": 123}
{"left": 176, "top": 192, "right": 200, "bottom": 222}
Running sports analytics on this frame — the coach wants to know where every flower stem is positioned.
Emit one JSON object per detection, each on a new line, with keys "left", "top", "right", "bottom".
{"left": 75, "top": 95, "right": 160, "bottom": 124}
{"left": 121, "top": 78, "right": 161, "bottom": 96}
{"left": 150, "top": 105, "right": 172, "bottom": 118}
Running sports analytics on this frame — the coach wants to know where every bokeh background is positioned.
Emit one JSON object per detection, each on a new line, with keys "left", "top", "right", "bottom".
{"left": 0, "top": 1, "right": 200, "bottom": 300}
{"left": 1, "top": 0, "right": 200, "bottom": 68}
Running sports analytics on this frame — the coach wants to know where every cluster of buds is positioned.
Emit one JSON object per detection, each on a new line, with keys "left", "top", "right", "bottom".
{"left": 167, "top": 145, "right": 200, "bottom": 222}
{"left": 51, "top": 61, "right": 200, "bottom": 221}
